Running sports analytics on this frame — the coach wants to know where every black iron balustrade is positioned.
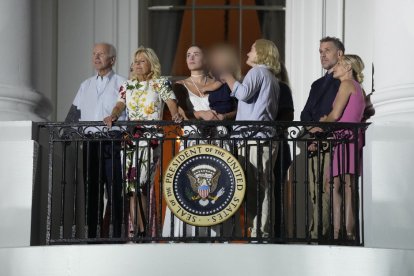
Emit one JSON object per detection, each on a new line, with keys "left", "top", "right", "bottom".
{"left": 34, "top": 121, "right": 369, "bottom": 245}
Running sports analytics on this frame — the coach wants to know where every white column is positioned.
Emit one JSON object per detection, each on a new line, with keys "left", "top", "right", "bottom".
{"left": 370, "top": 0, "right": 414, "bottom": 121}
{"left": 0, "top": 0, "right": 51, "bottom": 247}
{"left": 359, "top": 0, "right": 414, "bottom": 250}
{"left": 0, "top": 0, "right": 51, "bottom": 121}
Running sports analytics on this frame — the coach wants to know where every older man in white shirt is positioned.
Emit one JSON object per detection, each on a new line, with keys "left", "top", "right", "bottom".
{"left": 65, "top": 43, "right": 126, "bottom": 239}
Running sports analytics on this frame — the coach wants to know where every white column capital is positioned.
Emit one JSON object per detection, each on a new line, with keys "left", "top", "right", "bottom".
{"left": 371, "top": 84, "right": 414, "bottom": 122}
{"left": 0, "top": 84, "right": 52, "bottom": 121}
{"left": 0, "top": 0, "right": 52, "bottom": 121}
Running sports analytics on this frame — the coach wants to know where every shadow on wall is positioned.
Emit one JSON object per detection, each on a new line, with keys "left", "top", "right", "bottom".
{"left": 363, "top": 63, "right": 376, "bottom": 122}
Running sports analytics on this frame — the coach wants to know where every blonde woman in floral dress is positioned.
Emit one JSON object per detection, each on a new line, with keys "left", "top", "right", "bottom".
{"left": 104, "top": 46, "right": 182, "bottom": 238}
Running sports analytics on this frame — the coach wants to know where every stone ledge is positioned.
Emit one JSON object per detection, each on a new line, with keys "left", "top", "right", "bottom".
{"left": 0, "top": 244, "right": 413, "bottom": 276}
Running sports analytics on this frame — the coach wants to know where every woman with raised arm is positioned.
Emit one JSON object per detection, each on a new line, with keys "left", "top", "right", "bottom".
{"left": 221, "top": 39, "right": 281, "bottom": 238}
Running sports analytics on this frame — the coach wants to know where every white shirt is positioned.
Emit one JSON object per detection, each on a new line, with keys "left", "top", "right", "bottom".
{"left": 73, "top": 70, "right": 127, "bottom": 121}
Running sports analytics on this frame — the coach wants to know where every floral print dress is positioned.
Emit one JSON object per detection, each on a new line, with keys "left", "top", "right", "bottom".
{"left": 118, "top": 77, "right": 176, "bottom": 193}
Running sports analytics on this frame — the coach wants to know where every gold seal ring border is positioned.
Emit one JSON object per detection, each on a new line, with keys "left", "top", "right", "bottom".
{"left": 163, "top": 144, "right": 246, "bottom": 227}
{"left": 174, "top": 156, "right": 235, "bottom": 216}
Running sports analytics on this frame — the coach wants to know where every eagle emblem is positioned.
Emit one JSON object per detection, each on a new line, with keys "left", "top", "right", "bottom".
{"left": 186, "top": 165, "right": 225, "bottom": 206}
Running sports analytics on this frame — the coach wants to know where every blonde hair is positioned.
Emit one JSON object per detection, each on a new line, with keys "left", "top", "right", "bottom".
{"left": 131, "top": 46, "right": 161, "bottom": 79}
{"left": 342, "top": 54, "right": 365, "bottom": 83}
{"left": 254, "top": 39, "right": 281, "bottom": 75}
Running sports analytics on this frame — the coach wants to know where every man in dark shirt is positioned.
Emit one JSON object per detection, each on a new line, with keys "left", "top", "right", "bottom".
{"left": 301, "top": 37, "right": 344, "bottom": 240}
{"left": 301, "top": 72, "right": 340, "bottom": 122}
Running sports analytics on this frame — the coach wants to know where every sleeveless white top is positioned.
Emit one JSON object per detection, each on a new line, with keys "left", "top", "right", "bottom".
{"left": 183, "top": 82, "right": 210, "bottom": 111}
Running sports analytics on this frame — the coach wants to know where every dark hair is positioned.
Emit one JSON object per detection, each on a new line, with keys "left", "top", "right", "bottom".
{"left": 320, "top": 36, "right": 345, "bottom": 53}
{"left": 187, "top": 45, "right": 204, "bottom": 53}
{"left": 276, "top": 62, "right": 290, "bottom": 86}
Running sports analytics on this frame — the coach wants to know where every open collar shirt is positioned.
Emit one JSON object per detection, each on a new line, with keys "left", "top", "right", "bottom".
{"left": 73, "top": 70, "right": 127, "bottom": 122}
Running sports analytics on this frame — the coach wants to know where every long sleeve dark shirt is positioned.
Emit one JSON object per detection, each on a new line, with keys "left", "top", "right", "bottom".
{"left": 300, "top": 72, "right": 340, "bottom": 122}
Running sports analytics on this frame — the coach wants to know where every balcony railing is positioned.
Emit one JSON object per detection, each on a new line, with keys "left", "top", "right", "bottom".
{"left": 35, "top": 121, "right": 369, "bottom": 245}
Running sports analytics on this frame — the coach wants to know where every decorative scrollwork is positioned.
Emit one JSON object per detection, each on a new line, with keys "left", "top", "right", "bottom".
{"left": 38, "top": 120, "right": 370, "bottom": 146}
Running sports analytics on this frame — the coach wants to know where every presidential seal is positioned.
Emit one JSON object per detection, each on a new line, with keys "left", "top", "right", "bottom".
{"left": 163, "top": 144, "right": 246, "bottom": 227}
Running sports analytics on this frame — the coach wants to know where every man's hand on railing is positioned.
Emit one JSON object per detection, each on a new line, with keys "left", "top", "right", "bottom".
{"left": 306, "top": 126, "right": 324, "bottom": 152}
{"left": 309, "top": 126, "right": 324, "bottom": 134}
{"left": 103, "top": 114, "right": 118, "bottom": 128}
{"left": 104, "top": 101, "right": 125, "bottom": 128}
{"left": 308, "top": 142, "right": 318, "bottom": 152}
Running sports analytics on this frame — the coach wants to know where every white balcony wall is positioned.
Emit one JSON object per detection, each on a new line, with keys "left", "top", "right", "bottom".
{"left": 0, "top": 122, "right": 37, "bottom": 247}
{"left": 0, "top": 244, "right": 414, "bottom": 276}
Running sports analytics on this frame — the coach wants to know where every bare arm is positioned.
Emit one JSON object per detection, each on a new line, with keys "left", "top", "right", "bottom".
{"left": 220, "top": 73, "right": 237, "bottom": 92}
{"left": 200, "top": 81, "right": 223, "bottom": 93}
{"left": 165, "top": 99, "right": 183, "bottom": 123}
{"left": 173, "top": 82, "right": 197, "bottom": 120}
{"left": 103, "top": 101, "right": 126, "bottom": 127}
{"left": 320, "top": 80, "right": 354, "bottom": 122}
{"left": 194, "top": 110, "right": 220, "bottom": 121}
{"left": 211, "top": 110, "right": 237, "bottom": 121}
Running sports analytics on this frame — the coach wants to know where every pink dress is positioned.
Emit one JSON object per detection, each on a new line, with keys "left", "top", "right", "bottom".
{"left": 332, "top": 80, "right": 365, "bottom": 177}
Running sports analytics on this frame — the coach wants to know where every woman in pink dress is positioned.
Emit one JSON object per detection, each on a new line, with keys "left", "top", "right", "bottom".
{"left": 319, "top": 54, "right": 366, "bottom": 239}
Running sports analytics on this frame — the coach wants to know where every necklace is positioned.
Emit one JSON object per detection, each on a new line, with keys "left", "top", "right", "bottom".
{"left": 189, "top": 76, "right": 207, "bottom": 97}
{"left": 191, "top": 73, "right": 205, "bottom": 77}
